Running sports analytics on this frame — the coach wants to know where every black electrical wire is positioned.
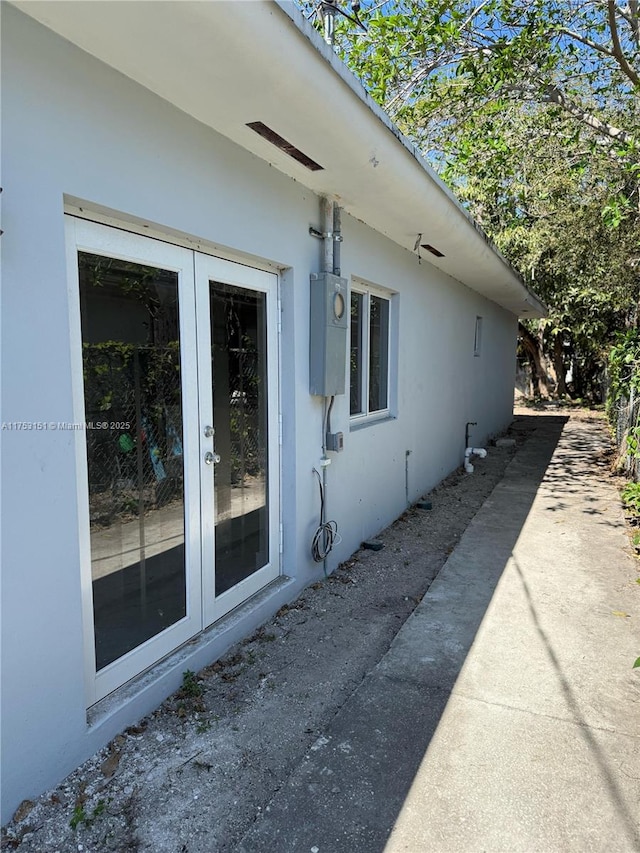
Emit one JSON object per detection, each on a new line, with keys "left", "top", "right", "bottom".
{"left": 313, "top": 1, "right": 368, "bottom": 31}
{"left": 311, "top": 468, "right": 340, "bottom": 570}
{"left": 326, "top": 394, "right": 335, "bottom": 439}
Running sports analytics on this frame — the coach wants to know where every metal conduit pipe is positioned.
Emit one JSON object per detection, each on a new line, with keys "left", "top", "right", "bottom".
{"left": 322, "top": 0, "right": 337, "bottom": 45}
{"left": 465, "top": 421, "right": 477, "bottom": 450}
{"left": 322, "top": 196, "right": 334, "bottom": 277}
{"left": 322, "top": 196, "right": 334, "bottom": 574}
{"left": 333, "top": 204, "right": 341, "bottom": 276}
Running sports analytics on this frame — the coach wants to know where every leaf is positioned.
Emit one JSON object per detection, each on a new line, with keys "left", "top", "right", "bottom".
{"left": 13, "top": 800, "right": 35, "bottom": 823}
{"left": 611, "top": 611, "right": 630, "bottom": 618}
{"left": 100, "top": 749, "right": 121, "bottom": 778}
{"left": 633, "top": 658, "right": 640, "bottom": 669}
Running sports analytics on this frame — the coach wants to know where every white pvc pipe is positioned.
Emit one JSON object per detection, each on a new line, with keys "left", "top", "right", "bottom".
{"left": 464, "top": 447, "right": 487, "bottom": 473}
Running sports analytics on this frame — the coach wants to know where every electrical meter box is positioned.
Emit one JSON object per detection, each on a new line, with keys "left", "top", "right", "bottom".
{"left": 309, "top": 272, "right": 348, "bottom": 396}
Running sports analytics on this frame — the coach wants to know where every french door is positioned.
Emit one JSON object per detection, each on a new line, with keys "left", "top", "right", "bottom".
{"left": 67, "top": 219, "right": 280, "bottom": 703}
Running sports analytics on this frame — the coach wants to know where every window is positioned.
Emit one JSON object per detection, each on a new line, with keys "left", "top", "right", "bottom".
{"left": 350, "top": 286, "right": 392, "bottom": 419}
{"left": 474, "top": 316, "right": 483, "bottom": 357}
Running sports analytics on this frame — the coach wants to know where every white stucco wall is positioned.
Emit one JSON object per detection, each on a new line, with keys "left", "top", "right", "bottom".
{"left": 0, "top": 5, "right": 517, "bottom": 821}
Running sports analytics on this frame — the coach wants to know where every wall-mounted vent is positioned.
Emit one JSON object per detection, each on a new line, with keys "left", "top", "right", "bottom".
{"left": 246, "top": 122, "right": 324, "bottom": 172}
{"left": 421, "top": 244, "right": 445, "bottom": 258}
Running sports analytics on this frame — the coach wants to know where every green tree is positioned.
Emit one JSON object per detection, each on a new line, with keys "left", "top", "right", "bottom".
{"left": 311, "top": 1, "right": 639, "bottom": 166}
{"left": 440, "top": 99, "right": 640, "bottom": 396}
{"left": 299, "top": 0, "right": 640, "bottom": 397}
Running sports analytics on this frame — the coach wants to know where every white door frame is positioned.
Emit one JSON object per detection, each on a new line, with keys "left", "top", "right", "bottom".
{"left": 195, "top": 254, "right": 280, "bottom": 627}
{"left": 66, "top": 217, "right": 281, "bottom": 705}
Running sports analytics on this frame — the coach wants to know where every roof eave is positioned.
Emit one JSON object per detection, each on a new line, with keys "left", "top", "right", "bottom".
{"left": 10, "top": 0, "right": 546, "bottom": 318}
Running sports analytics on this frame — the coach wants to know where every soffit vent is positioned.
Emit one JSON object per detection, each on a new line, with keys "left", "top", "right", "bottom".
{"left": 421, "top": 243, "right": 445, "bottom": 258}
{"left": 246, "top": 122, "right": 324, "bottom": 171}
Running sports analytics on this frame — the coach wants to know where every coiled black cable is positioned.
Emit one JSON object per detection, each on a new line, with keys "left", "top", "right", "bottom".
{"left": 311, "top": 468, "right": 340, "bottom": 568}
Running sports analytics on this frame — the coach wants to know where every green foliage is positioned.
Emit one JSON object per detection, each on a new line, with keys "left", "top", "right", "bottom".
{"left": 181, "top": 670, "right": 203, "bottom": 698}
{"left": 626, "top": 426, "right": 640, "bottom": 459}
{"left": 69, "top": 800, "right": 106, "bottom": 830}
{"left": 297, "top": 0, "right": 640, "bottom": 399}
{"left": 608, "top": 329, "right": 640, "bottom": 405}
{"left": 175, "top": 670, "right": 206, "bottom": 719}
{"left": 69, "top": 805, "right": 87, "bottom": 830}
{"left": 621, "top": 481, "right": 640, "bottom": 516}
{"left": 307, "top": 0, "right": 639, "bottom": 171}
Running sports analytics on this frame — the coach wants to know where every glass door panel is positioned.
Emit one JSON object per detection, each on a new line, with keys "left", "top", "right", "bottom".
{"left": 78, "top": 253, "right": 187, "bottom": 670}
{"left": 196, "top": 255, "right": 280, "bottom": 625}
{"left": 209, "top": 282, "right": 269, "bottom": 595}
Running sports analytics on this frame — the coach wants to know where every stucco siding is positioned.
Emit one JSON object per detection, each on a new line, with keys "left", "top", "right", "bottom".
{"left": 1, "top": 5, "right": 517, "bottom": 820}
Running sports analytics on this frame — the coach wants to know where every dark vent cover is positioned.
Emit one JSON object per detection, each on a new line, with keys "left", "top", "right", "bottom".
{"left": 246, "top": 122, "right": 324, "bottom": 172}
{"left": 421, "top": 244, "right": 445, "bottom": 258}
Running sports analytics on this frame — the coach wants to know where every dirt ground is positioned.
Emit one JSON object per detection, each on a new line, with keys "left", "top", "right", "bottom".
{"left": 2, "top": 408, "right": 608, "bottom": 853}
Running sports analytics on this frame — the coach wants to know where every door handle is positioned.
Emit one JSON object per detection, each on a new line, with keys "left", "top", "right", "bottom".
{"left": 204, "top": 451, "right": 221, "bottom": 465}
{"left": 204, "top": 425, "right": 214, "bottom": 438}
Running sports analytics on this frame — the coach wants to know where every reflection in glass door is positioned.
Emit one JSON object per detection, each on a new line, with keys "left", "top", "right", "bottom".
{"left": 78, "top": 253, "right": 187, "bottom": 671}
{"left": 209, "top": 282, "right": 269, "bottom": 595}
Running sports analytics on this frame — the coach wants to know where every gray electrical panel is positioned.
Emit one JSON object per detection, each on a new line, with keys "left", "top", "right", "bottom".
{"left": 309, "top": 272, "right": 348, "bottom": 396}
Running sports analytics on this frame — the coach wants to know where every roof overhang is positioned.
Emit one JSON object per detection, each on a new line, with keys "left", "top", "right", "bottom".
{"left": 11, "top": 0, "right": 546, "bottom": 318}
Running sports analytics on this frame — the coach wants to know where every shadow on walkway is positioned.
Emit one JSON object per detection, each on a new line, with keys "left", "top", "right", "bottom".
{"left": 237, "top": 415, "right": 593, "bottom": 852}
{"left": 508, "top": 554, "right": 640, "bottom": 850}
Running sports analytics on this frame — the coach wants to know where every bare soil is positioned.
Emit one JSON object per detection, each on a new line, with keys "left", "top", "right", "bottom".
{"left": 2, "top": 413, "right": 547, "bottom": 853}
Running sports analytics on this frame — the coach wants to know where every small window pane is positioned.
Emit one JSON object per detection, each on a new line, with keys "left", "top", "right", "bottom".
{"left": 369, "top": 295, "right": 389, "bottom": 412}
{"left": 474, "top": 316, "right": 483, "bottom": 356}
{"left": 350, "top": 292, "right": 364, "bottom": 415}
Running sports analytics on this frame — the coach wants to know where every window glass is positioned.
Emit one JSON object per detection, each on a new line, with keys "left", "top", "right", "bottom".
{"left": 369, "top": 295, "right": 389, "bottom": 412}
{"left": 474, "top": 316, "right": 483, "bottom": 357}
{"left": 208, "top": 281, "right": 269, "bottom": 596}
{"left": 350, "top": 292, "right": 364, "bottom": 415}
{"left": 350, "top": 286, "right": 392, "bottom": 420}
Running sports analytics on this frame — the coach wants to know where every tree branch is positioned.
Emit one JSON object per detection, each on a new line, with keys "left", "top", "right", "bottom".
{"left": 500, "top": 79, "right": 636, "bottom": 149}
{"left": 459, "top": 0, "right": 494, "bottom": 35}
{"left": 383, "top": 39, "right": 517, "bottom": 115}
{"left": 630, "top": 1, "right": 640, "bottom": 46}
{"left": 616, "top": 2, "right": 640, "bottom": 49}
{"left": 559, "top": 27, "right": 615, "bottom": 58}
{"left": 607, "top": 0, "right": 640, "bottom": 88}
{"left": 384, "top": 59, "right": 442, "bottom": 114}
{"left": 541, "top": 83, "right": 636, "bottom": 147}
{"left": 383, "top": 43, "right": 495, "bottom": 114}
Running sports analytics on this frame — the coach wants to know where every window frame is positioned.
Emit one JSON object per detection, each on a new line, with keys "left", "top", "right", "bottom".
{"left": 474, "top": 315, "right": 483, "bottom": 357}
{"left": 350, "top": 281, "right": 395, "bottom": 425}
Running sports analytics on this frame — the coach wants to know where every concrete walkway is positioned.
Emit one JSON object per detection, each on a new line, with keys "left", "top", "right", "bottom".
{"left": 237, "top": 413, "right": 640, "bottom": 852}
